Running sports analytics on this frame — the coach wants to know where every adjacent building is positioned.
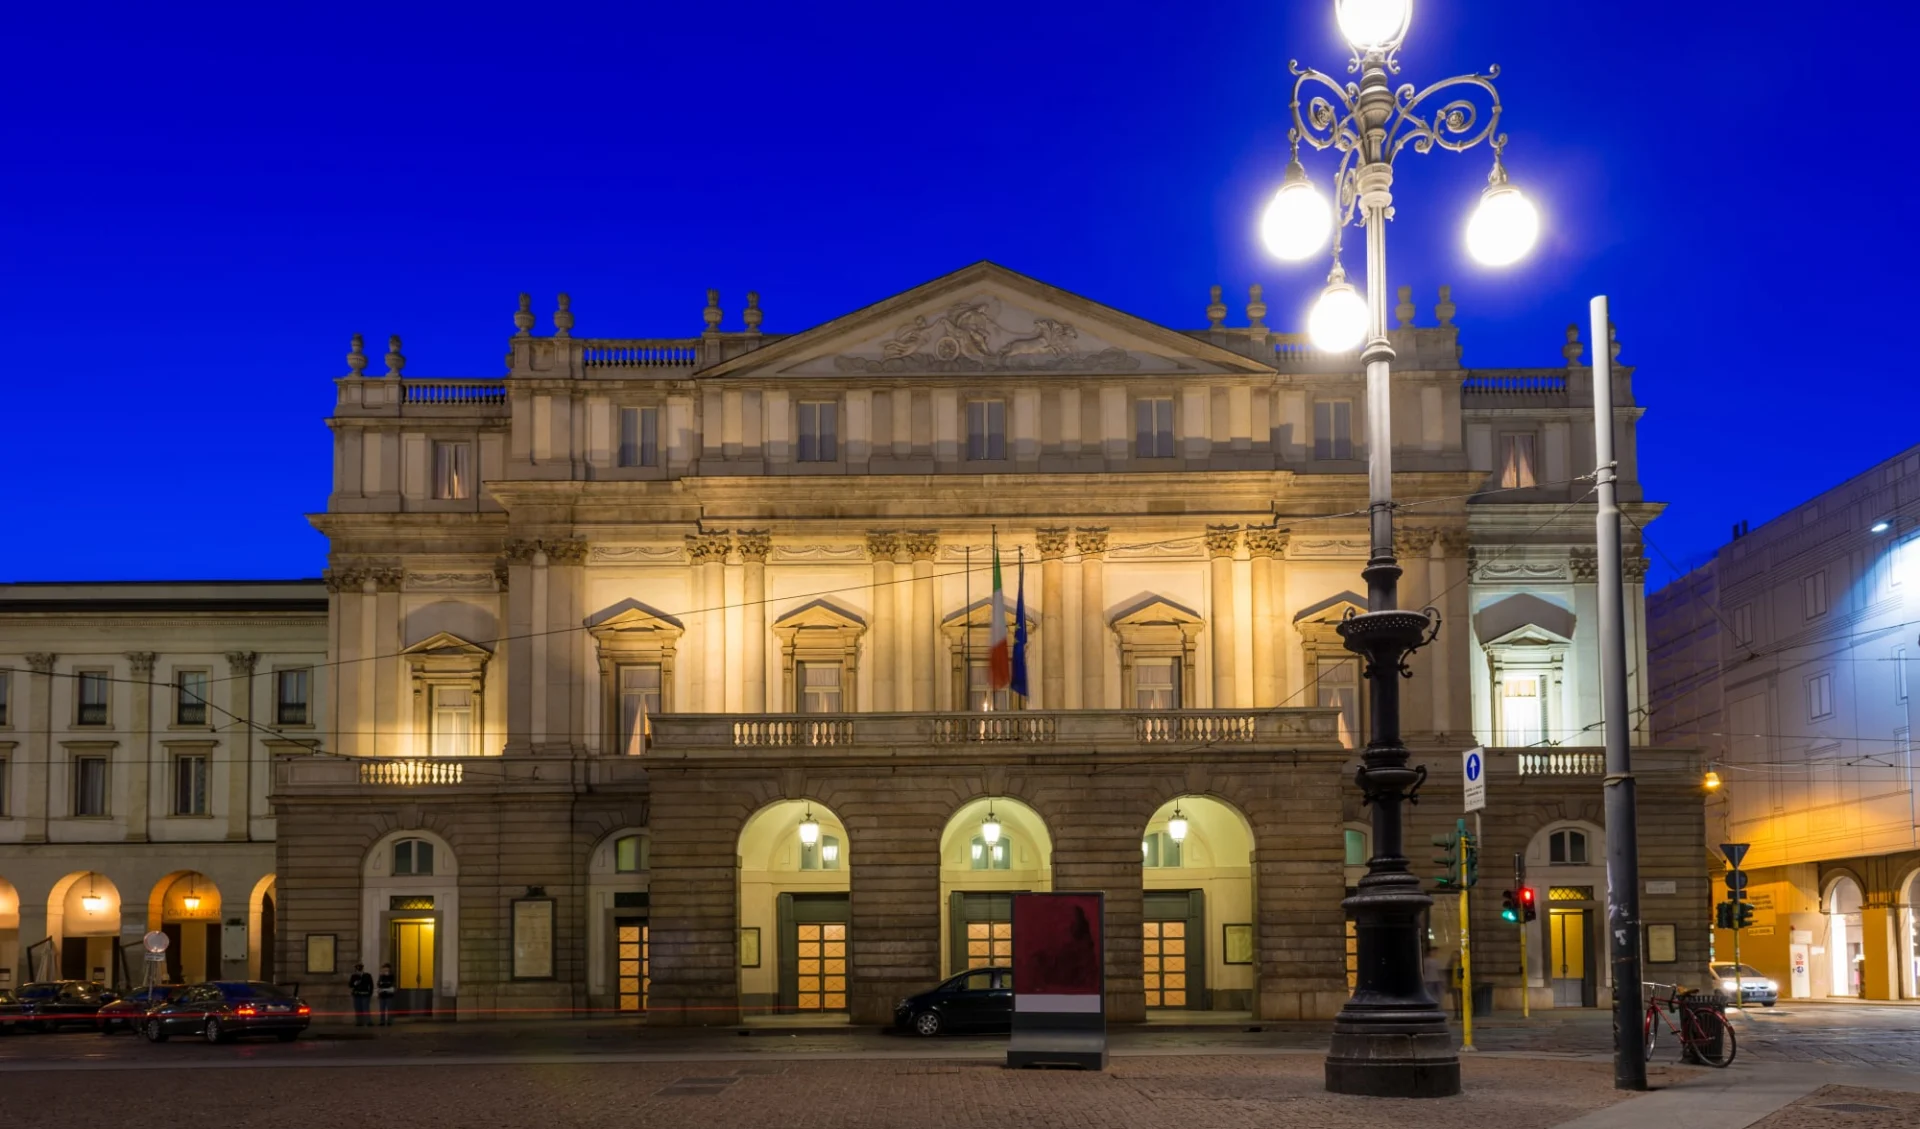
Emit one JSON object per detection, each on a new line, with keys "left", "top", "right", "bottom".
{"left": 4, "top": 261, "right": 1707, "bottom": 1023}
{"left": 1649, "top": 444, "right": 1920, "bottom": 1000}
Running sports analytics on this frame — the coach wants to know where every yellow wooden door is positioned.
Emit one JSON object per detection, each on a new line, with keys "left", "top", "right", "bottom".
{"left": 966, "top": 921, "right": 1012, "bottom": 969}
{"left": 616, "top": 924, "right": 648, "bottom": 1012}
{"left": 393, "top": 920, "right": 435, "bottom": 990}
{"left": 795, "top": 923, "right": 847, "bottom": 1011}
{"left": 1550, "top": 909, "right": 1586, "bottom": 1006}
{"left": 1143, "top": 920, "right": 1188, "bottom": 1008}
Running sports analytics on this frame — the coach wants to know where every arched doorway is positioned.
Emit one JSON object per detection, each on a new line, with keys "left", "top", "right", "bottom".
{"left": 249, "top": 875, "right": 278, "bottom": 983}
{"left": 939, "top": 797, "right": 1052, "bottom": 978}
{"left": 587, "top": 828, "right": 651, "bottom": 1013}
{"left": 148, "top": 872, "right": 224, "bottom": 984}
{"left": 1141, "top": 796, "right": 1254, "bottom": 1014}
{"left": 737, "top": 800, "right": 850, "bottom": 1016}
{"left": 46, "top": 871, "right": 123, "bottom": 985}
{"left": 0, "top": 877, "right": 18, "bottom": 990}
{"left": 1525, "top": 822, "right": 1607, "bottom": 1008}
{"left": 1826, "top": 876, "right": 1864, "bottom": 998}
{"left": 364, "top": 830, "right": 460, "bottom": 1018}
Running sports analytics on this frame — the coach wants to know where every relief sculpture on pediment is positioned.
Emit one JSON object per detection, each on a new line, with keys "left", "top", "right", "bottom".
{"left": 833, "top": 298, "right": 1141, "bottom": 373}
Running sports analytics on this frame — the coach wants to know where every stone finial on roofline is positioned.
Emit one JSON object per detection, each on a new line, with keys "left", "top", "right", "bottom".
{"left": 1206, "top": 285, "right": 1227, "bottom": 329}
{"left": 1563, "top": 323, "right": 1584, "bottom": 368}
{"left": 1395, "top": 285, "right": 1415, "bottom": 328}
{"left": 1246, "top": 284, "right": 1267, "bottom": 331}
{"left": 384, "top": 335, "right": 405, "bottom": 377}
{"left": 554, "top": 293, "right": 574, "bottom": 338}
{"left": 1608, "top": 321, "right": 1621, "bottom": 363}
{"left": 703, "top": 289, "right": 724, "bottom": 335}
{"left": 346, "top": 333, "right": 367, "bottom": 377}
{"left": 744, "top": 291, "right": 763, "bottom": 335}
{"left": 1435, "top": 285, "right": 1457, "bottom": 327}
{"left": 514, "top": 293, "right": 535, "bottom": 337}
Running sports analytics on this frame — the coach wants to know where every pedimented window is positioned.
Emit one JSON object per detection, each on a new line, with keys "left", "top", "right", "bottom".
{"left": 589, "top": 605, "right": 684, "bottom": 754}
{"left": 1111, "top": 597, "right": 1204, "bottom": 712}
{"left": 401, "top": 632, "right": 492, "bottom": 757}
{"left": 773, "top": 600, "right": 866, "bottom": 713}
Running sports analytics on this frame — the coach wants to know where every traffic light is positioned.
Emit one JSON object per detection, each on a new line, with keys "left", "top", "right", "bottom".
{"left": 1500, "top": 890, "right": 1520, "bottom": 923}
{"left": 1431, "top": 828, "right": 1459, "bottom": 888}
{"left": 1519, "top": 886, "right": 1537, "bottom": 922}
{"left": 1716, "top": 901, "right": 1734, "bottom": 929}
{"left": 1734, "top": 901, "right": 1755, "bottom": 929}
{"left": 1464, "top": 834, "right": 1480, "bottom": 888}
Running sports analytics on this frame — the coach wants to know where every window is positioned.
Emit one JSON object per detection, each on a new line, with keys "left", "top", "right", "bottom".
{"left": 798, "top": 662, "right": 844, "bottom": 713}
{"left": 73, "top": 755, "right": 107, "bottom": 816}
{"left": 1135, "top": 397, "right": 1174, "bottom": 458}
{"left": 1809, "top": 672, "right": 1835, "bottom": 721}
{"left": 1317, "top": 657, "right": 1361, "bottom": 747}
{"left": 76, "top": 671, "right": 109, "bottom": 726}
{"left": 172, "top": 754, "right": 209, "bottom": 816}
{"left": 275, "top": 669, "right": 310, "bottom": 725}
{"left": 0, "top": 670, "right": 9, "bottom": 726}
{"left": 175, "top": 670, "right": 209, "bottom": 726}
{"left": 432, "top": 440, "right": 473, "bottom": 500}
{"left": 970, "top": 834, "right": 1012, "bottom": 870}
{"left": 967, "top": 400, "right": 1007, "bottom": 461}
{"left": 1548, "top": 829, "right": 1589, "bottom": 865}
{"left": 430, "top": 686, "right": 474, "bottom": 757}
{"left": 1498, "top": 433, "right": 1537, "bottom": 489}
{"left": 618, "top": 406, "right": 661, "bottom": 468}
{"left": 1899, "top": 647, "right": 1910, "bottom": 704}
{"left": 1500, "top": 674, "right": 1547, "bottom": 747}
{"left": 1804, "top": 571, "right": 1829, "bottom": 619}
{"left": 1142, "top": 830, "right": 1182, "bottom": 868}
{"left": 619, "top": 664, "right": 661, "bottom": 755}
{"left": 1730, "top": 604, "right": 1753, "bottom": 647}
{"left": 800, "top": 834, "right": 842, "bottom": 871}
{"left": 615, "top": 835, "right": 648, "bottom": 873}
{"left": 797, "top": 401, "right": 838, "bottom": 462}
{"left": 1134, "top": 658, "right": 1181, "bottom": 710}
{"left": 1344, "top": 828, "right": 1369, "bottom": 867}
{"left": 392, "top": 838, "right": 435, "bottom": 876}
{"left": 1313, "top": 400, "right": 1353, "bottom": 460}
{"left": 966, "top": 661, "right": 1011, "bottom": 713}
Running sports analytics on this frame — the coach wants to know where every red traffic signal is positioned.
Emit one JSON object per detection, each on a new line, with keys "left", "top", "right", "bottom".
{"left": 1518, "top": 886, "right": 1537, "bottom": 922}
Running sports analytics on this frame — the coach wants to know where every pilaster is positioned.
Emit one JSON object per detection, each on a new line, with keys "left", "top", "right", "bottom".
{"left": 740, "top": 531, "right": 771, "bottom": 714}
{"left": 24, "top": 653, "right": 54, "bottom": 842}
{"left": 223, "top": 651, "right": 257, "bottom": 839}
{"left": 687, "top": 532, "right": 732, "bottom": 714}
{"left": 1247, "top": 529, "right": 1288, "bottom": 708}
{"left": 124, "top": 652, "right": 155, "bottom": 842}
{"left": 1206, "top": 525, "right": 1242, "bottom": 708}
{"left": 866, "top": 533, "right": 899, "bottom": 712}
{"left": 906, "top": 532, "right": 939, "bottom": 711}
{"left": 1037, "top": 528, "right": 1069, "bottom": 710}
{"left": 1076, "top": 528, "right": 1109, "bottom": 708}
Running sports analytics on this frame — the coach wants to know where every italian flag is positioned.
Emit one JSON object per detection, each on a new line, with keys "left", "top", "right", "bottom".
{"left": 988, "top": 545, "right": 1012, "bottom": 692}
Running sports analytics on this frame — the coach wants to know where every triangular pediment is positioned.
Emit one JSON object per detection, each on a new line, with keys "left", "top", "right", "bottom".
{"left": 1294, "top": 593, "right": 1368, "bottom": 625}
{"left": 700, "top": 262, "right": 1273, "bottom": 380}
{"left": 772, "top": 599, "right": 866, "bottom": 633}
{"left": 587, "top": 602, "right": 685, "bottom": 641}
{"left": 1112, "top": 595, "right": 1205, "bottom": 628}
{"left": 1484, "top": 623, "right": 1572, "bottom": 649}
{"left": 400, "top": 631, "right": 492, "bottom": 658}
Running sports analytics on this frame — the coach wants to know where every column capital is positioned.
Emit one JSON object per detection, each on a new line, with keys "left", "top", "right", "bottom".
{"left": 1204, "top": 524, "right": 1243, "bottom": 559}
{"left": 736, "top": 530, "right": 772, "bottom": 563}
{"left": 1624, "top": 555, "right": 1650, "bottom": 582}
{"left": 25, "top": 653, "right": 55, "bottom": 673}
{"left": 904, "top": 531, "right": 940, "bottom": 562}
{"left": 1569, "top": 547, "right": 1599, "bottom": 581}
{"left": 322, "top": 567, "right": 368, "bottom": 593}
{"left": 1433, "top": 528, "right": 1471, "bottom": 557}
{"left": 865, "top": 531, "right": 901, "bottom": 562}
{"left": 505, "top": 537, "right": 589, "bottom": 565}
{"left": 224, "top": 651, "right": 258, "bottom": 677}
{"left": 126, "top": 652, "right": 157, "bottom": 677}
{"left": 1246, "top": 527, "right": 1290, "bottom": 559}
{"left": 493, "top": 561, "right": 511, "bottom": 591}
{"left": 1393, "top": 528, "right": 1436, "bottom": 560}
{"left": 371, "top": 567, "right": 405, "bottom": 592}
{"left": 686, "top": 531, "right": 732, "bottom": 564}
{"left": 1035, "top": 527, "right": 1071, "bottom": 560}
{"left": 1073, "top": 527, "right": 1109, "bottom": 557}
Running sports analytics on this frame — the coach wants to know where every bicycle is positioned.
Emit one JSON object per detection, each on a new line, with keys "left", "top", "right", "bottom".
{"left": 1642, "top": 982, "right": 1736, "bottom": 1067}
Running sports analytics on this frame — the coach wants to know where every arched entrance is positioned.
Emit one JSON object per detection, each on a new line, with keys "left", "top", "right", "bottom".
{"left": 1524, "top": 822, "right": 1607, "bottom": 1008}
{"left": 1141, "top": 796, "right": 1254, "bottom": 1013}
{"left": 148, "top": 872, "right": 224, "bottom": 984}
{"left": 46, "top": 871, "right": 123, "bottom": 985}
{"left": 364, "top": 830, "right": 460, "bottom": 1018}
{"left": 587, "top": 828, "right": 651, "bottom": 1013}
{"left": 938, "top": 797, "right": 1052, "bottom": 977}
{"left": 0, "top": 877, "right": 18, "bottom": 990}
{"left": 249, "top": 875, "right": 278, "bottom": 983}
{"left": 738, "top": 799, "right": 850, "bottom": 1016}
{"left": 1826, "top": 876, "right": 1864, "bottom": 998}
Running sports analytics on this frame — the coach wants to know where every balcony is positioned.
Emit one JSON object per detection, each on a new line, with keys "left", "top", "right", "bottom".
{"left": 333, "top": 377, "right": 510, "bottom": 418}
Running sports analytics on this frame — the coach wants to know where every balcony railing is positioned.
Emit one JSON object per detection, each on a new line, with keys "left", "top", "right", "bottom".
{"left": 645, "top": 709, "right": 1343, "bottom": 755}
{"left": 401, "top": 379, "right": 508, "bottom": 406}
{"left": 931, "top": 715, "right": 1057, "bottom": 744}
{"left": 1516, "top": 750, "right": 1605, "bottom": 776}
{"left": 1136, "top": 713, "right": 1258, "bottom": 744}
{"left": 731, "top": 719, "right": 856, "bottom": 747}
{"left": 1462, "top": 374, "right": 1570, "bottom": 408}
{"left": 357, "top": 759, "right": 465, "bottom": 785}
{"left": 579, "top": 340, "right": 701, "bottom": 369}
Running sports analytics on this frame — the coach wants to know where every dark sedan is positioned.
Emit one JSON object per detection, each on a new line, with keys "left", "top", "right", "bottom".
{"left": 894, "top": 967, "right": 1013, "bottom": 1036}
{"left": 0, "top": 989, "right": 22, "bottom": 1034}
{"left": 140, "top": 981, "right": 310, "bottom": 1044}
{"left": 11, "top": 982, "right": 114, "bottom": 1032}
{"left": 98, "top": 984, "right": 186, "bottom": 1033}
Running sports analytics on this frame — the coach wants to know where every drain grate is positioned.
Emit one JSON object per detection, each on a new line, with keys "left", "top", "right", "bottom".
{"left": 1817, "top": 1104, "right": 1897, "bottom": 1114}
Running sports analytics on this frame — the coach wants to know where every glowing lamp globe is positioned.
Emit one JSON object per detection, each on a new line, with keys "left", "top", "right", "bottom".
{"left": 797, "top": 813, "right": 821, "bottom": 846}
{"left": 1168, "top": 813, "right": 1189, "bottom": 843}
{"left": 82, "top": 894, "right": 106, "bottom": 913}
{"left": 981, "top": 814, "right": 1002, "bottom": 846}
{"left": 1308, "top": 278, "right": 1370, "bottom": 352}
{"left": 1260, "top": 164, "right": 1332, "bottom": 262}
{"left": 182, "top": 895, "right": 202, "bottom": 912}
{"left": 1336, "top": 0, "right": 1412, "bottom": 52}
{"left": 822, "top": 841, "right": 839, "bottom": 864}
{"left": 1466, "top": 183, "right": 1540, "bottom": 267}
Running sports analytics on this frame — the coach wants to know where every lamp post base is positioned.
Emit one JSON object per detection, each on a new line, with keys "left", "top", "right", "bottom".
{"left": 1325, "top": 1027, "right": 1461, "bottom": 1098}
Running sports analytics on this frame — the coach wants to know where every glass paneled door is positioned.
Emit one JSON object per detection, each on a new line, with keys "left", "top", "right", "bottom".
{"left": 391, "top": 919, "right": 435, "bottom": 1018}
{"left": 1548, "top": 908, "right": 1592, "bottom": 1008}
{"left": 615, "top": 920, "right": 649, "bottom": 1012}
{"left": 1142, "top": 921, "right": 1188, "bottom": 1007}
{"left": 949, "top": 891, "right": 1016, "bottom": 975}
{"left": 779, "top": 892, "right": 851, "bottom": 1013}
{"left": 1143, "top": 889, "right": 1206, "bottom": 1010}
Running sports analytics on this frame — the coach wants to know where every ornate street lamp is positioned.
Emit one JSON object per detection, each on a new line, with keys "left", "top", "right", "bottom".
{"left": 1167, "top": 805, "right": 1189, "bottom": 844}
{"left": 797, "top": 805, "right": 821, "bottom": 847}
{"left": 980, "top": 803, "right": 1003, "bottom": 846}
{"left": 182, "top": 875, "right": 202, "bottom": 913}
{"left": 1258, "top": 0, "right": 1540, "bottom": 1099}
{"left": 81, "top": 873, "right": 105, "bottom": 914}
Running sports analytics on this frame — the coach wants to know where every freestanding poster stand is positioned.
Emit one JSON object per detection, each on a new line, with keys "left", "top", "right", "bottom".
{"left": 1007, "top": 891, "right": 1106, "bottom": 1070}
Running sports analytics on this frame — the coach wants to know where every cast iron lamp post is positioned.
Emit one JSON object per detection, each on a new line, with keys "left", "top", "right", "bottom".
{"left": 1257, "top": 0, "right": 1540, "bottom": 1098}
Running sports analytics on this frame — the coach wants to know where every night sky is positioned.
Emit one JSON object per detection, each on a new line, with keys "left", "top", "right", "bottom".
{"left": 4, "top": 1, "right": 1911, "bottom": 585}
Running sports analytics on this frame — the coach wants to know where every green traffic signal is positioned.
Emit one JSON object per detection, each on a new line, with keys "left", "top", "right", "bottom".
{"left": 1500, "top": 889, "right": 1519, "bottom": 922}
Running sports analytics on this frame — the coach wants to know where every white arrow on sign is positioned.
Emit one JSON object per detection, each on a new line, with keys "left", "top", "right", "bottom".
{"left": 1463, "top": 747, "right": 1487, "bottom": 813}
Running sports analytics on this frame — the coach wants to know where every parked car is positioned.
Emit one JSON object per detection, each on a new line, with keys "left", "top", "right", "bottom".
{"left": 98, "top": 984, "right": 186, "bottom": 1034}
{"left": 1709, "top": 961, "right": 1778, "bottom": 1007}
{"left": 894, "top": 967, "right": 1013, "bottom": 1036}
{"left": 11, "top": 982, "right": 115, "bottom": 1032}
{"left": 0, "top": 989, "right": 23, "bottom": 1033}
{"left": 140, "top": 981, "right": 311, "bottom": 1044}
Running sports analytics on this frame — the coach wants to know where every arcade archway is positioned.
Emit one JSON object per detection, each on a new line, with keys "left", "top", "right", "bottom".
{"left": 1141, "top": 796, "right": 1254, "bottom": 1013}
{"left": 938, "top": 797, "right": 1053, "bottom": 977}
{"left": 738, "top": 799, "right": 850, "bottom": 1014}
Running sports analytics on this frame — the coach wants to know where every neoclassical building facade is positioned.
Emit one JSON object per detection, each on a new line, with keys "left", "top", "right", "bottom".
{"left": 266, "top": 262, "right": 1705, "bottom": 1023}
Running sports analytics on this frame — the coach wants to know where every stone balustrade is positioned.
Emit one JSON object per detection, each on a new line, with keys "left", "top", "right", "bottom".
{"left": 334, "top": 377, "right": 509, "bottom": 416}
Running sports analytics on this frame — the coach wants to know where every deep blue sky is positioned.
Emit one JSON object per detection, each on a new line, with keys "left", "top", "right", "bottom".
{"left": 3, "top": 2, "right": 1911, "bottom": 586}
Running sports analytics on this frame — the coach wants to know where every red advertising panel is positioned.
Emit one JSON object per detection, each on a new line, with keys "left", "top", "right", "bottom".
{"left": 1012, "top": 892, "right": 1103, "bottom": 996}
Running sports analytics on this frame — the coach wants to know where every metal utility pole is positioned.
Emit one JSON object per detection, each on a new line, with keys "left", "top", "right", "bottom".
{"left": 1592, "top": 294, "right": 1646, "bottom": 1091}
{"left": 1515, "top": 852, "right": 1531, "bottom": 1019}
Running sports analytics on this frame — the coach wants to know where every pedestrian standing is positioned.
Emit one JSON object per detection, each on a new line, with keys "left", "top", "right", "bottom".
{"left": 377, "top": 963, "right": 397, "bottom": 1026}
{"left": 348, "top": 963, "right": 373, "bottom": 1027}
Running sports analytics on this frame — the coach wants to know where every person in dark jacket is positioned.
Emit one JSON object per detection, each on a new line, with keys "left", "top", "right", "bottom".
{"left": 377, "top": 964, "right": 397, "bottom": 1026}
{"left": 348, "top": 964, "right": 374, "bottom": 1026}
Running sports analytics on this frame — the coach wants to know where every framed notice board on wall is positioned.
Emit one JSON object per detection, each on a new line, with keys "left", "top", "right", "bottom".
{"left": 512, "top": 899, "right": 555, "bottom": 979}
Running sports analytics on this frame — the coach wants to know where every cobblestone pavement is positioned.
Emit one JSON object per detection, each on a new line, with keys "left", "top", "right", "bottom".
{"left": 0, "top": 1054, "right": 1643, "bottom": 1129}
{"left": 1746, "top": 1085, "right": 1920, "bottom": 1129}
